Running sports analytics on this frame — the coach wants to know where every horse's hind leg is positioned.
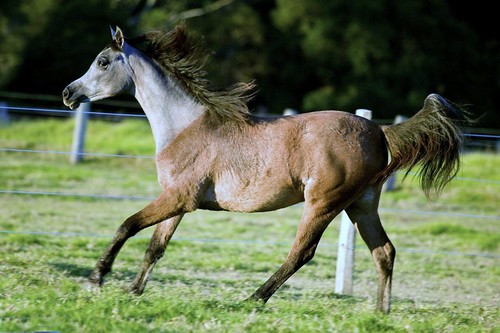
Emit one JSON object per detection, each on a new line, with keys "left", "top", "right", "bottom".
{"left": 345, "top": 186, "right": 395, "bottom": 314}
{"left": 129, "top": 214, "right": 183, "bottom": 295}
{"left": 248, "top": 200, "right": 342, "bottom": 303}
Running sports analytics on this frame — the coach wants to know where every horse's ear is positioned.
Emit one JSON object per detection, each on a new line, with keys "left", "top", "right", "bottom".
{"left": 110, "top": 26, "right": 125, "bottom": 50}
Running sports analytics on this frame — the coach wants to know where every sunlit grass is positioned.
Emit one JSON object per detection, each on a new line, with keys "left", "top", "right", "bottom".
{"left": 0, "top": 118, "right": 498, "bottom": 332}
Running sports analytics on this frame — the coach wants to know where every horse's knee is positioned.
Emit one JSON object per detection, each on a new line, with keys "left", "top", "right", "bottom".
{"left": 121, "top": 215, "right": 143, "bottom": 237}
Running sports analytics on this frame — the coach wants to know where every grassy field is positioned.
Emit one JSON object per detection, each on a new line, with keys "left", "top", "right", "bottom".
{"left": 1, "top": 118, "right": 499, "bottom": 332}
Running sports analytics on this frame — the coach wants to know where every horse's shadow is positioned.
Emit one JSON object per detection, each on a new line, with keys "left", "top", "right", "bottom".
{"left": 50, "top": 261, "right": 138, "bottom": 281}
{"left": 48, "top": 261, "right": 421, "bottom": 311}
{"left": 50, "top": 261, "right": 92, "bottom": 278}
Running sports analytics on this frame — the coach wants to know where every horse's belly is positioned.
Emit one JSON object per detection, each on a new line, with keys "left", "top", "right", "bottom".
{"left": 202, "top": 179, "right": 303, "bottom": 213}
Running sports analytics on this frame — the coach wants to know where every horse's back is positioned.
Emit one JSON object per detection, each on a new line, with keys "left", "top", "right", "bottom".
{"left": 282, "top": 111, "right": 387, "bottom": 173}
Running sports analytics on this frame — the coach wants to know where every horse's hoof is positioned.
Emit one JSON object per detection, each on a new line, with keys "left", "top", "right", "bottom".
{"left": 128, "top": 284, "right": 145, "bottom": 296}
{"left": 88, "top": 270, "right": 104, "bottom": 286}
{"left": 244, "top": 295, "right": 266, "bottom": 305}
{"left": 83, "top": 280, "right": 101, "bottom": 293}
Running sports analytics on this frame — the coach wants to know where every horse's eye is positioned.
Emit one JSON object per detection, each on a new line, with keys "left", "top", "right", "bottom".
{"left": 97, "top": 57, "right": 110, "bottom": 69}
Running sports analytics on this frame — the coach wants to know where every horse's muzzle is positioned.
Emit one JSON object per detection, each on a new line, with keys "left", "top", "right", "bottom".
{"left": 62, "top": 86, "right": 85, "bottom": 110}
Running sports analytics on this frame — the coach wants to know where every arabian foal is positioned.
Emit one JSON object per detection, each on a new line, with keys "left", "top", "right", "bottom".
{"left": 63, "top": 25, "right": 469, "bottom": 313}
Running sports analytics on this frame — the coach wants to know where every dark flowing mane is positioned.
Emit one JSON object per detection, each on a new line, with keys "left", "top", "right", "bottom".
{"left": 124, "top": 24, "right": 256, "bottom": 123}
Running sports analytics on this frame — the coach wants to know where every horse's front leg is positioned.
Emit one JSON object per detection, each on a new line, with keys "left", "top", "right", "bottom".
{"left": 129, "top": 214, "right": 184, "bottom": 295}
{"left": 88, "top": 190, "right": 182, "bottom": 288}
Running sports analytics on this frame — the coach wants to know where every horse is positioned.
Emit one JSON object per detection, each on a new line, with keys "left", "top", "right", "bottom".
{"left": 62, "top": 24, "right": 469, "bottom": 313}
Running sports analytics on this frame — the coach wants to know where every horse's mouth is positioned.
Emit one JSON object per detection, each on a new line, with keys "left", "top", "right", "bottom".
{"left": 63, "top": 96, "right": 88, "bottom": 110}
{"left": 68, "top": 101, "right": 80, "bottom": 110}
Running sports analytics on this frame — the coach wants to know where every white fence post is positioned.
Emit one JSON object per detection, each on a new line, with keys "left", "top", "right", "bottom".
{"left": 335, "top": 108, "right": 372, "bottom": 295}
{"left": 382, "top": 114, "right": 408, "bottom": 192}
{"left": 283, "top": 108, "right": 298, "bottom": 116}
{"left": 70, "top": 102, "right": 90, "bottom": 164}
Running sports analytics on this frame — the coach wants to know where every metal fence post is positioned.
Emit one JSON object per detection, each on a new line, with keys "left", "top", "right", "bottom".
{"left": 335, "top": 108, "right": 372, "bottom": 295}
{"left": 70, "top": 102, "right": 89, "bottom": 164}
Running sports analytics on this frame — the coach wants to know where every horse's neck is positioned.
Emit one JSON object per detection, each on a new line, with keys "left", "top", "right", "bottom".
{"left": 129, "top": 53, "right": 205, "bottom": 153}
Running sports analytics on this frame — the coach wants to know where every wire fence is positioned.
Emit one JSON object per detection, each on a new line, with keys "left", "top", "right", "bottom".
{"left": 0, "top": 228, "right": 498, "bottom": 259}
{"left": 4, "top": 105, "right": 146, "bottom": 118}
{"left": 1, "top": 104, "right": 499, "bottom": 260}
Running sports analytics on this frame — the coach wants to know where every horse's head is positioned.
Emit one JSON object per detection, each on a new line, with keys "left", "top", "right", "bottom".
{"left": 62, "top": 27, "right": 134, "bottom": 109}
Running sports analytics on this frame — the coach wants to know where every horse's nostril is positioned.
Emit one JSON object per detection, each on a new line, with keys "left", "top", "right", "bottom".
{"left": 62, "top": 87, "right": 71, "bottom": 100}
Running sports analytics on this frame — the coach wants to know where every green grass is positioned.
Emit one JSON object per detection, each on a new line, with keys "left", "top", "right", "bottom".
{"left": 1, "top": 118, "right": 499, "bottom": 332}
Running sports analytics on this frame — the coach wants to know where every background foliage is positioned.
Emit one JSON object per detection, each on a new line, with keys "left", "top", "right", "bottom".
{"left": 1, "top": 0, "right": 499, "bottom": 127}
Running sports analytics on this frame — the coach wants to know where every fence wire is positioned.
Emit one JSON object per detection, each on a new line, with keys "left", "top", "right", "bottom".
{"left": 0, "top": 229, "right": 498, "bottom": 259}
{"left": 1, "top": 105, "right": 499, "bottom": 260}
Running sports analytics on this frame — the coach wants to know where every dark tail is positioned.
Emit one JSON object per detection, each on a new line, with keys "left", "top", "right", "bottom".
{"left": 374, "top": 94, "right": 471, "bottom": 199}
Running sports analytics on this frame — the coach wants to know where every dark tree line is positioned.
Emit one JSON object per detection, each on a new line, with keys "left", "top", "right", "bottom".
{"left": 1, "top": 0, "right": 498, "bottom": 128}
